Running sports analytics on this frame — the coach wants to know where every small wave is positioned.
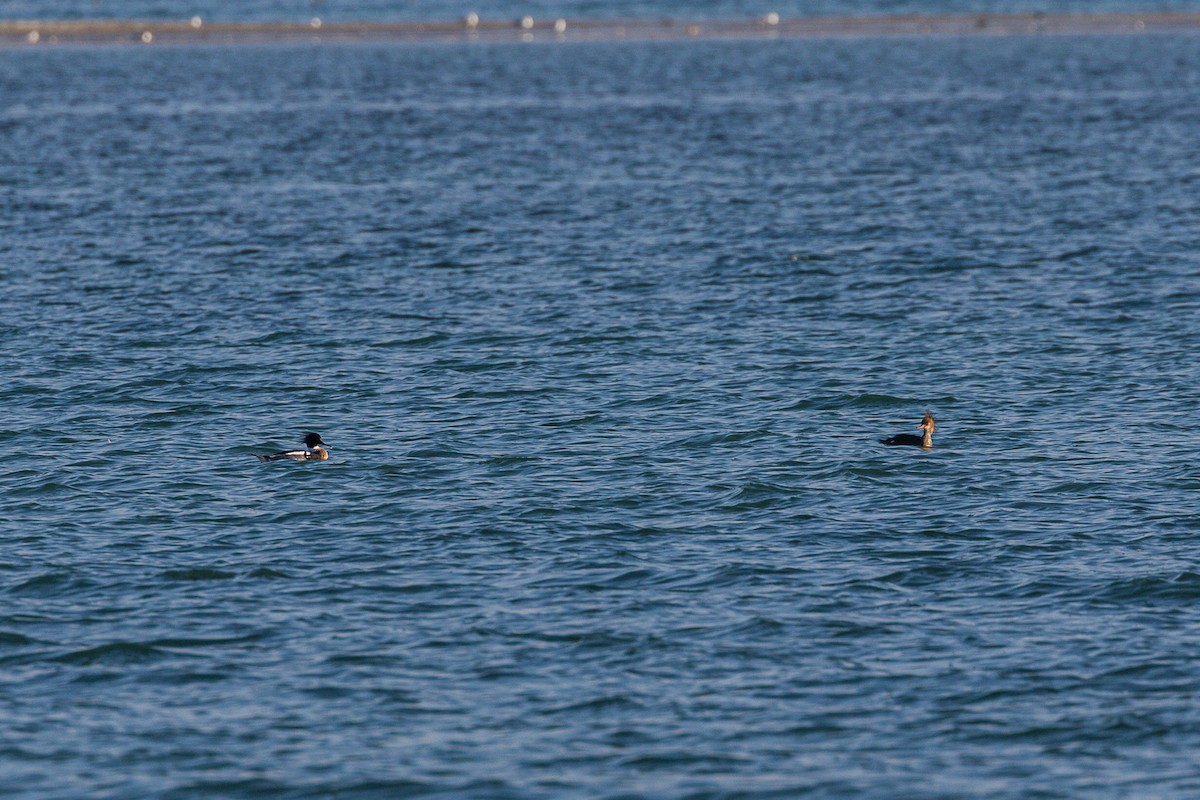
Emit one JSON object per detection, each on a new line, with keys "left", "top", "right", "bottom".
{"left": 521, "top": 564, "right": 665, "bottom": 592}
{"left": 161, "top": 778, "right": 440, "bottom": 799}
{"left": 484, "top": 454, "right": 541, "bottom": 466}
{"left": 9, "top": 572, "right": 95, "bottom": 596}
{"left": 871, "top": 562, "right": 969, "bottom": 589}
{"left": 563, "top": 333, "right": 641, "bottom": 346}
{"left": 695, "top": 563, "right": 807, "bottom": 590}
{"left": 486, "top": 628, "right": 644, "bottom": 650}
{"left": 617, "top": 751, "right": 752, "bottom": 769}
{"left": 1051, "top": 245, "right": 1102, "bottom": 261}
{"left": 542, "top": 694, "right": 641, "bottom": 716}
{"left": 792, "top": 393, "right": 960, "bottom": 411}
{"left": 786, "top": 393, "right": 907, "bottom": 410}
{"left": 148, "top": 671, "right": 232, "bottom": 685}
{"left": 453, "top": 387, "right": 547, "bottom": 399}
{"left": 150, "top": 633, "right": 268, "bottom": 648}
{"left": 722, "top": 615, "right": 787, "bottom": 636}
{"left": 368, "top": 333, "right": 449, "bottom": 347}
{"left": 7, "top": 481, "right": 79, "bottom": 499}
{"left": 540, "top": 413, "right": 602, "bottom": 428}
{"left": 1038, "top": 480, "right": 1111, "bottom": 495}
{"left": 160, "top": 568, "right": 237, "bottom": 581}
{"left": 1090, "top": 572, "right": 1200, "bottom": 604}
{"left": 976, "top": 712, "right": 1173, "bottom": 746}
{"left": 433, "top": 359, "right": 518, "bottom": 374}
{"left": 806, "top": 616, "right": 899, "bottom": 638}
{"left": 782, "top": 291, "right": 839, "bottom": 303}
{"left": 325, "top": 653, "right": 399, "bottom": 667}
{"left": 247, "top": 567, "right": 291, "bottom": 579}
{"left": 404, "top": 447, "right": 474, "bottom": 459}
{"left": 668, "top": 428, "right": 775, "bottom": 449}
{"left": 716, "top": 480, "right": 793, "bottom": 510}
{"left": 422, "top": 259, "right": 473, "bottom": 270}
{"left": 0, "top": 631, "right": 37, "bottom": 647}
{"left": 244, "top": 330, "right": 304, "bottom": 345}
{"left": 54, "top": 641, "right": 167, "bottom": 666}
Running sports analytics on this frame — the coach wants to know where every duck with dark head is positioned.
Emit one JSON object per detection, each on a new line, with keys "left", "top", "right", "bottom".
{"left": 255, "top": 432, "right": 331, "bottom": 462}
{"left": 880, "top": 412, "right": 935, "bottom": 449}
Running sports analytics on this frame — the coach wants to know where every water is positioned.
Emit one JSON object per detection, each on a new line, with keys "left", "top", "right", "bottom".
{"left": 4, "top": 0, "right": 1200, "bottom": 23}
{"left": 4, "top": 29, "right": 1200, "bottom": 799}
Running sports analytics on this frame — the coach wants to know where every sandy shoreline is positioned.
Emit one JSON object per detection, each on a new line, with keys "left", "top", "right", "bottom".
{"left": 3, "top": 12, "right": 1200, "bottom": 46}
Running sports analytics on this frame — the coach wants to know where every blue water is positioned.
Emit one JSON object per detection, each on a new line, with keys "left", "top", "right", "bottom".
{"left": 3, "top": 0, "right": 1200, "bottom": 22}
{"left": 5, "top": 29, "right": 1200, "bottom": 799}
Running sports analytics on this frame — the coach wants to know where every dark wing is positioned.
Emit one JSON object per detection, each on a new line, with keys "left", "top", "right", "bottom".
{"left": 880, "top": 434, "right": 923, "bottom": 447}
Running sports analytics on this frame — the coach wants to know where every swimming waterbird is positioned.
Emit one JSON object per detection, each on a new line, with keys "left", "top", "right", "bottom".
{"left": 880, "top": 412, "right": 936, "bottom": 449}
{"left": 255, "top": 432, "right": 330, "bottom": 461}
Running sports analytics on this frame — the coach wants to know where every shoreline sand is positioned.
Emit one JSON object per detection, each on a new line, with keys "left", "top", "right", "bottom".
{"left": 3, "top": 12, "right": 1200, "bottom": 46}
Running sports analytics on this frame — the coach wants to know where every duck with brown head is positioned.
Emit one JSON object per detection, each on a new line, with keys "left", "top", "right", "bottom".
{"left": 880, "top": 412, "right": 935, "bottom": 449}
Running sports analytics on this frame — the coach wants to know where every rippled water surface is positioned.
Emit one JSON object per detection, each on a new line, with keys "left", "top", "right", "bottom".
{"left": 4, "top": 31, "right": 1200, "bottom": 799}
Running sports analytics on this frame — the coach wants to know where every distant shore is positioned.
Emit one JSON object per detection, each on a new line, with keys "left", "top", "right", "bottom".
{"left": 4, "top": 12, "right": 1200, "bottom": 46}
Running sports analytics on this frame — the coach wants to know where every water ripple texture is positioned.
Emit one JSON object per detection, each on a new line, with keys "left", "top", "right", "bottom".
{"left": 3, "top": 32, "right": 1200, "bottom": 799}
